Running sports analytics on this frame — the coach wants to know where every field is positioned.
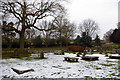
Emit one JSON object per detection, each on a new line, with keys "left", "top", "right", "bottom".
{"left": 1, "top": 45, "right": 120, "bottom": 79}
{"left": 2, "top": 47, "right": 67, "bottom": 59}
{"left": 0, "top": 52, "right": 120, "bottom": 79}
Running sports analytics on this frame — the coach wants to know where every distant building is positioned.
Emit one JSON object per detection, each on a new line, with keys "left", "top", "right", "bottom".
{"left": 118, "top": 22, "right": 120, "bottom": 29}
{"left": 118, "top": 1, "right": 120, "bottom": 29}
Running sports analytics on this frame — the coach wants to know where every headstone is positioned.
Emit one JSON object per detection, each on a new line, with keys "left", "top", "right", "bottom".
{"left": 11, "top": 66, "right": 34, "bottom": 74}
{"left": 40, "top": 51, "right": 44, "bottom": 59}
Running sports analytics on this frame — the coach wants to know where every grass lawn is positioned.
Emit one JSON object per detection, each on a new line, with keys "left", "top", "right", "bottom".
{"left": 2, "top": 46, "right": 68, "bottom": 59}
{"left": 2, "top": 44, "right": 120, "bottom": 59}
{"left": 1, "top": 53, "right": 119, "bottom": 78}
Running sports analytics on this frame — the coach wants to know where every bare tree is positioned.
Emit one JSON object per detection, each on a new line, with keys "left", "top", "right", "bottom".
{"left": 2, "top": 21, "right": 16, "bottom": 48}
{"left": 25, "top": 28, "right": 36, "bottom": 39}
{"left": 52, "top": 14, "right": 75, "bottom": 46}
{"left": 0, "top": 0, "right": 66, "bottom": 52}
{"left": 52, "top": 15, "right": 66, "bottom": 40}
{"left": 62, "top": 20, "right": 75, "bottom": 40}
{"left": 39, "top": 20, "right": 55, "bottom": 47}
{"left": 78, "top": 19, "right": 99, "bottom": 38}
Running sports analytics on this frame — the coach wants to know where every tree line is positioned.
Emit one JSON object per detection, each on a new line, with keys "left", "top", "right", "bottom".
{"left": 2, "top": 18, "right": 100, "bottom": 48}
{"left": 103, "top": 22, "right": 120, "bottom": 44}
{"left": 2, "top": 15, "right": 75, "bottom": 48}
{"left": 1, "top": 0, "right": 101, "bottom": 53}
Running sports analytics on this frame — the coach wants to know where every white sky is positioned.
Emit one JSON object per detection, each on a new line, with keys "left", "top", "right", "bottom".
{"left": 1, "top": 0, "right": 119, "bottom": 39}
{"left": 65, "top": 0, "right": 119, "bottom": 39}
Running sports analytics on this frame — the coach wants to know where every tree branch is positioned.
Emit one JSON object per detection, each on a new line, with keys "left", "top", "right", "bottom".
{"left": 2, "top": 27, "right": 21, "bottom": 34}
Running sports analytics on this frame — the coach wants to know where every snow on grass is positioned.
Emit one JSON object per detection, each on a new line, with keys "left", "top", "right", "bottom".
{"left": 12, "top": 66, "right": 33, "bottom": 71}
{"left": 0, "top": 53, "right": 120, "bottom": 79}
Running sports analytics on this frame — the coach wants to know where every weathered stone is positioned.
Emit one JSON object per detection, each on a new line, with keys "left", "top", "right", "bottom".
{"left": 82, "top": 56, "right": 99, "bottom": 61}
{"left": 76, "top": 52, "right": 82, "bottom": 57}
{"left": 54, "top": 50, "right": 64, "bottom": 55}
{"left": 11, "top": 67, "right": 34, "bottom": 74}
{"left": 109, "top": 55, "right": 120, "bottom": 59}
{"left": 52, "top": 65, "right": 71, "bottom": 70}
{"left": 40, "top": 51, "right": 44, "bottom": 59}
{"left": 64, "top": 57, "right": 79, "bottom": 62}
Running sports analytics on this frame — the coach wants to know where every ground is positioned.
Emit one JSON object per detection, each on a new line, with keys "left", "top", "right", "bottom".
{"left": 0, "top": 52, "right": 120, "bottom": 79}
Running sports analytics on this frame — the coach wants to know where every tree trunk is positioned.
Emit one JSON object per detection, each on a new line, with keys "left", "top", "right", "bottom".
{"left": 8, "top": 38, "right": 11, "bottom": 48}
{"left": 59, "top": 30, "right": 62, "bottom": 47}
{"left": 19, "top": 30, "right": 25, "bottom": 53}
{"left": 45, "top": 39, "right": 48, "bottom": 47}
{"left": 19, "top": 2, "right": 26, "bottom": 53}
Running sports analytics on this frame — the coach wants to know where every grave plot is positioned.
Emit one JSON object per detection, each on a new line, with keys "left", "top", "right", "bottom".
{"left": 0, "top": 53, "right": 120, "bottom": 78}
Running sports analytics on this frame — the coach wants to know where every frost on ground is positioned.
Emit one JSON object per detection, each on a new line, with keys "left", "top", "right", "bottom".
{"left": 0, "top": 53, "right": 120, "bottom": 79}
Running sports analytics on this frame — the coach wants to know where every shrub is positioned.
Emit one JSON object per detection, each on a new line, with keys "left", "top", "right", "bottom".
{"left": 32, "top": 35, "right": 42, "bottom": 47}
{"left": 11, "top": 39, "right": 19, "bottom": 48}
{"left": 68, "top": 46, "right": 85, "bottom": 52}
{"left": 75, "top": 32, "right": 92, "bottom": 47}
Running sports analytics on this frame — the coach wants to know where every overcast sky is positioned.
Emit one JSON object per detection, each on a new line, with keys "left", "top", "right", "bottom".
{"left": 65, "top": 0, "right": 119, "bottom": 39}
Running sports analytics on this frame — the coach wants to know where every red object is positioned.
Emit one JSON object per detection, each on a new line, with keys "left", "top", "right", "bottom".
{"left": 68, "top": 46, "right": 85, "bottom": 52}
